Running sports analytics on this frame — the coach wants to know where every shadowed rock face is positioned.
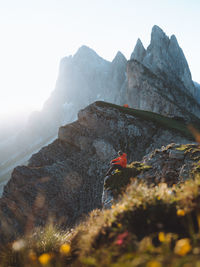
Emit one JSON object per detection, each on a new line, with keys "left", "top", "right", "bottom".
{"left": 0, "top": 101, "right": 191, "bottom": 243}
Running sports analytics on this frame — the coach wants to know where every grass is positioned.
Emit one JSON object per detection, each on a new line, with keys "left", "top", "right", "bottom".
{"left": 104, "top": 162, "right": 152, "bottom": 198}
{"left": 0, "top": 224, "right": 73, "bottom": 267}
{"left": 95, "top": 101, "right": 195, "bottom": 139}
{"left": 70, "top": 174, "right": 200, "bottom": 266}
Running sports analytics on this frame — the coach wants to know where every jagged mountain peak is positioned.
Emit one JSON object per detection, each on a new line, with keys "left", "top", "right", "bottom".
{"left": 130, "top": 25, "right": 196, "bottom": 99}
{"left": 130, "top": 38, "right": 146, "bottom": 61}
{"left": 168, "top": 34, "right": 191, "bottom": 74}
{"left": 151, "top": 25, "right": 168, "bottom": 40}
{"left": 73, "top": 45, "right": 110, "bottom": 64}
{"left": 112, "top": 51, "right": 127, "bottom": 65}
{"left": 75, "top": 45, "right": 98, "bottom": 56}
{"left": 148, "top": 25, "right": 170, "bottom": 55}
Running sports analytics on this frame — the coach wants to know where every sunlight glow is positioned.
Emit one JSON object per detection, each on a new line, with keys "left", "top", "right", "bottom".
{"left": 0, "top": 0, "right": 199, "bottom": 120}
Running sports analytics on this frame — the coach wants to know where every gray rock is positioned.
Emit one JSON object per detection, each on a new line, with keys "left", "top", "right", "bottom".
{"left": 93, "top": 139, "right": 116, "bottom": 161}
{"left": 140, "top": 143, "right": 200, "bottom": 185}
{"left": 125, "top": 59, "right": 200, "bottom": 121}
{"left": 130, "top": 25, "right": 198, "bottom": 105}
{"left": 130, "top": 38, "right": 146, "bottom": 62}
{"left": 169, "top": 150, "right": 185, "bottom": 160}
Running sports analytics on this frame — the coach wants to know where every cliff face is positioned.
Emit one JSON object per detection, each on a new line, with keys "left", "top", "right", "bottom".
{"left": 126, "top": 59, "right": 200, "bottom": 121}
{"left": 0, "top": 102, "right": 192, "bottom": 243}
{"left": 127, "top": 25, "right": 200, "bottom": 120}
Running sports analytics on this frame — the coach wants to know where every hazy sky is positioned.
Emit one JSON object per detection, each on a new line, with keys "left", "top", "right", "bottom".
{"left": 0, "top": 0, "right": 199, "bottom": 119}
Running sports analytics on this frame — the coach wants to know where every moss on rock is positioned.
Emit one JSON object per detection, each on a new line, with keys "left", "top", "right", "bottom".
{"left": 104, "top": 162, "right": 152, "bottom": 198}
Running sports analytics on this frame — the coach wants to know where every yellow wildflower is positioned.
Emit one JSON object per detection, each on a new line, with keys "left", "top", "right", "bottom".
{"left": 38, "top": 253, "right": 52, "bottom": 265}
{"left": 117, "top": 223, "right": 122, "bottom": 228}
{"left": 174, "top": 238, "right": 192, "bottom": 256}
{"left": 158, "top": 232, "right": 165, "bottom": 242}
{"left": 60, "top": 243, "right": 71, "bottom": 255}
{"left": 118, "top": 205, "right": 125, "bottom": 211}
{"left": 146, "top": 260, "right": 162, "bottom": 267}
{"left": 165, "top": 233, "right": 172, "bottom": 243}
{"left": 177, "top": 209, "right": 185, "bottom": 216}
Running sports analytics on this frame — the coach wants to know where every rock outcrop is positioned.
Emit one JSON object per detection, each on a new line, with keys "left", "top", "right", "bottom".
{"left": 0, "top": 101, "right": 193, "bottom": 243}
{"left": 103, "top": 143, "right": 200, "bottom": 207}
{"left": 140, "top": 143, "right": 200, "bottom": 184}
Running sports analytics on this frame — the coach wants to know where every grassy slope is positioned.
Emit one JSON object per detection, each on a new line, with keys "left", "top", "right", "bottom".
{"left": 95, "top": 101, "right": 194, "bottom": 140}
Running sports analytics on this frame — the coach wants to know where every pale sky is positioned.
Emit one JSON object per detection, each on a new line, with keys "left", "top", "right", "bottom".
{"left": 0, "top": 0, "right": 199, "bottom": 119}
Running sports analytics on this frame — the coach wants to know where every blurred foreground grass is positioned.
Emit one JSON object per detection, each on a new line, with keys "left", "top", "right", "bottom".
{"left": 2, "top": 170, "right": 200, "bottom": 266}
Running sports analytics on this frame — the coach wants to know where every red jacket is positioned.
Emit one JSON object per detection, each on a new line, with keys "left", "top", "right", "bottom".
{"left": 111, "top": 153, "right": 127, "bottom": 168}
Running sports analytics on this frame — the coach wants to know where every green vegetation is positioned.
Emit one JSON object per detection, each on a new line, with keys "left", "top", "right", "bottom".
{"left": 104, "top": 162, "right": 152, "bottom": 198}
{"left": 176, "top": 144, "right": 200, "bottom": 164}
{"left": 96, "top": 101, "right": 194, "bottom": 139}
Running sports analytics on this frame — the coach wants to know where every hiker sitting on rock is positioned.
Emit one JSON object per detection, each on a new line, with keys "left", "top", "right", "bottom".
{"left": 106, "top": 150, "right": 127, "bottom": 176}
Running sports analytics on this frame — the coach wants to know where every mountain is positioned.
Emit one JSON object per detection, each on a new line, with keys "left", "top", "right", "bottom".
{"left": 131, "top": 26, "right": 196, "bottom": 98}
{"left": 43, "top": 45, "right": 127, "bottom": 121}
{"left": 0, "top": 48, "right": 127, "bottom": 194}
{"left": 0, "top": 101, "right": 193, "bottom": 243}
{"left": 1, "top": 25, "right": 200, "bottom": 197}
{"left": 128, "top": 25, "right": 200, "bottom": 120}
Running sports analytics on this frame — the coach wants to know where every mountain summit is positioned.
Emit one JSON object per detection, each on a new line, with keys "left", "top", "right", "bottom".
{"left": 126, "top": 25, "right": 200, "bottom": 120}
{"left": 130, "top": 25, "right": 196, "bottom": 99}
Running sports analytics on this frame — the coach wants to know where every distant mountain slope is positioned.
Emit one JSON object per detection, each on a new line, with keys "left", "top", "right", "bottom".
{"left": 0, "top": 48, "right": 127, "bottom": 194}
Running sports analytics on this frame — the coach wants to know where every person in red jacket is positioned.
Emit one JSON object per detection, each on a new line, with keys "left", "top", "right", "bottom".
{"left": 106, "top": 150, "right": 127, "bottom": 176}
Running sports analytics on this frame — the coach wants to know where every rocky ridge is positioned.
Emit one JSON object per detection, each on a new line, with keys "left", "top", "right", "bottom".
{"left": 0, "top": 101, "right": 194, "bottom": 243}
